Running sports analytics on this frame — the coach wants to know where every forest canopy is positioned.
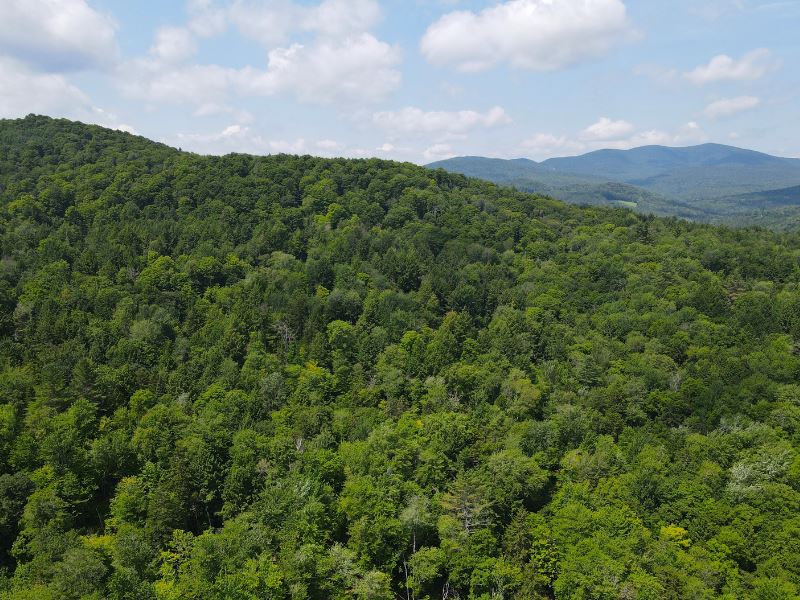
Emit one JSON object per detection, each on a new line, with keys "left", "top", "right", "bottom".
{"left": 1, "top": 115, "right": 800, "bottom": 599}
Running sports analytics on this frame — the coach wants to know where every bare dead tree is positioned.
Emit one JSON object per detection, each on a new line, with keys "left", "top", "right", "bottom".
{"left": 273, "top": 319, "right": 296, "bottom": 356}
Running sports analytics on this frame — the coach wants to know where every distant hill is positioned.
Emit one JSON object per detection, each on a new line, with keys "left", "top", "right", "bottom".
{"left": 705, "top": 184, "right": 800, "bottom": 230}
{"left": 426, "top": 156, "right": 706, "bottom": 220}
{"left": 540, "top": 143, "right": 798, "bottom": 179}
{"left": 428, "top": 144, "right": 800, "bottom": 228}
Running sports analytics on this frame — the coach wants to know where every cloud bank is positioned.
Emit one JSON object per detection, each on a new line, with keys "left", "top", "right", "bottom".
{"left": 421, "top": 0, "right": 634, "bottom": 72}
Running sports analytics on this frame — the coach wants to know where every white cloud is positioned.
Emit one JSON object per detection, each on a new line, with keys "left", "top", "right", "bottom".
{"left": 269, "top": 138, "right": 308, "bottom": 154}
{"left": 120, "top": 1, "right": 398, "bottom": 107}
{"left": 421, "top": 0, "right": 633, "bottom": 72}
{"left": 372, "top": 106, "right": 510, "bottom": 135}
{"left": 228, "top": 0, "right": 381, "bottom": 45}
{"left": 127, "top": 35, "right": 396, "bottom": 108}
{"left": 177, "top": 124, "right": 250, "bottom": 153}
{"left": 580, "top": 117, "right": 635, "bottom": 141}
{"left": 704, "top": 96, "right": 761, "bottom": 119}
{"left": 304, "top": 0, "right": 382, "bottom": 37}
{"left": 0, "top": 58, "right": 136, "bottom": 134}
{"left": 174, "top": 123, "right": 272, "bottom": 154}
{"left": 228, "top": 1, "right": 299, "bottom": 46}
{"left": 151, "top": 27, "right": 197, "bottom": 64}
{"left": 187, "top": 0, "right": 228, "bottom": 37}
{"left": 685, "top": 49, "right": 779, "bottom": 85}
{"left": 316, "top": 139, "right": 342, "bottom": 151}
{"left": 676, "top": 121, "right": 706, "bottom": 143}
{"left": 174, "top": 123, "right": 361, "bottom": 156}
{"left": 583, "top": 122, "right": 706, "bottom": 151}
{"left": 238, "top": 34, "right": 401, "bottom": 104}
{"left": 0, "top": 0, "right": 117, "bottom": 71}
{"left": 423, "top": 143, "right": 456, "bottom": 162}
{"left": 521, "top": 119, "right": 707, "bottom": 159}
{"left": 120, "top": 61, "right": 234, "bottom": 106}
{"left": 0, "top": 57, "right": 92, "bottom": 117}
{"left": 615, "top": 129, "right": 673, "bottom": 148}
{"left": 521, "top": 133, "right": 585, "bottom": 158}
{"left": 192, "top": 103, "right": 254, "bottom": 123}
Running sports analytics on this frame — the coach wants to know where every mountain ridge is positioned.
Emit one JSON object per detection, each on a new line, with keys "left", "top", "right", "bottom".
{"left": 428, "top": 143, "right": 800, "bottom": 228}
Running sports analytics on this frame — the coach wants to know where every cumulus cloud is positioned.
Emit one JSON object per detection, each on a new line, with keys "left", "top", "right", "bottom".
{"left": 685, "top": 48, "right": 779, "bottom": 85}
{"left": 115, "top": 124, "right": 137, "bottom": 135}
{"left": 0, "top": 0, "right": 118, "bottom": 71}
{"left": 420, "top": 0, "right": 634, "bottom": 72}
{"left": 423, "top": 143, "right": 456, "bottom": 162}
{"left": 0, "top": 57, "right": 92, "bottom": 117}
{"left": 521, "top": 119, "right": 707, "bottom": 159}
{"left": 704, "top": 96, "right": 761, "bottom": 119}
{"left": 372, "top": 106, "right": 511, "bottom": 136}
{"left": 119, "top": 0, "right": 399, "bottom": 107}
{"left": 173, "top": 123, "right": 380, "bottom": 158}
{"left": 304, "top": 0, "right": 382, "bottom": 37}
{"left": 228, "top": 0, "right": 382, "bottom": 45}
{"left": 124, "top": 38, "right": 400, "bottom": 107}
{"left": 120, "top": 61, "right": 233, "bottom": 106}
{"left": 174, "top": 123, "right": 310, "bottom": 155}
{"left": 187, "top": 0, "right": 228, "bottom": 37}
{"left": 0, "top": 58, "right": 135, "bottom": 134}
{"left": 580, "top": 117, "right": 635, "bottom": 141}
{"left": 521, "top": 133, "right": 585, "bottom": 157}
{"left": 239, "top": 34, "right": 401, "bottom": 104}
{"left": 227, "top": 1, "right": 299, "bottom": 46}
{"left": 316, "top": 139, "right": 342, "bottom": 151}
{"left": 192, "top": 103, "right": 254, "bottom": 123}
{"left": 151, "top": 27, "right": 197, "bottom": 64}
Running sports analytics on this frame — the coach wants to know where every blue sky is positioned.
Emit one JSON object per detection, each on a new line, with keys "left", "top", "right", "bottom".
{"left": 0, "top": 0, "right": 798, "bottom": 163}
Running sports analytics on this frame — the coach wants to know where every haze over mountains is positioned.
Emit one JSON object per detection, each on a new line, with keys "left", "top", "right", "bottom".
{"left": 429, "top": 144, "right": 800, "bottom": 229}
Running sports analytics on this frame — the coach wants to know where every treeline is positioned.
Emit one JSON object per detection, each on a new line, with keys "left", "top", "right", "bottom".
{"left": 0, "top": 115, "right": 799, "bottom": 599}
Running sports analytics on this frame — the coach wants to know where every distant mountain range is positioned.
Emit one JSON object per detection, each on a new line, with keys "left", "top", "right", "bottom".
{"left": 428, "top": 144, "right": 800, "bottom": 229}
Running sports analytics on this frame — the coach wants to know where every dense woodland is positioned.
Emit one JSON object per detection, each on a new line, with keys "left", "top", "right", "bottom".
{"left": 1, "top": 115, "right": 800, "bottom": 599}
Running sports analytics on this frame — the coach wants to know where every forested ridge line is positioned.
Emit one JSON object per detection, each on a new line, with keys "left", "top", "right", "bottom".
{"left": 1, "top": 115, "right": 800, "bottom": 599}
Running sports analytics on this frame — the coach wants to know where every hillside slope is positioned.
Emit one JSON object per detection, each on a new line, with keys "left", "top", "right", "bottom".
{"left": 427, "top": 155, "right": 706, "bottom": 219}
{"left": 430, "top": 144, "right": 800, "bottom": 227}
{"left": 704, "top": 184, "right": 800, "bottom": 230}
{"left": 1, "top": 116, "right": 800, "bottom": 599}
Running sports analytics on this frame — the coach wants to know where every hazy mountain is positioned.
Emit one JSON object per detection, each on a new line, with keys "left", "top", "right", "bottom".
{"left": 540, "top": 143, "right": 799, "bottom": 181}
{"left": 428, "top": 144, "right": 800, "bottom": 227}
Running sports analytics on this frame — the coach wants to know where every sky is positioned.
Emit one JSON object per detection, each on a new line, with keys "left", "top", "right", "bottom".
{"left": 0, "top": 0, "right": 798, "bottom": 164}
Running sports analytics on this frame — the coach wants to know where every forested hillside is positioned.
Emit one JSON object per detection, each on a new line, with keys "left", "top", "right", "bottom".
{"left": 430, "top": 146, "right": 800, "bottom": 228}
{"left": 425, "top": 156, "right": 705, "bottom": 220}
{"left": 2, "top": 115, "right": 800, "bottom": 599}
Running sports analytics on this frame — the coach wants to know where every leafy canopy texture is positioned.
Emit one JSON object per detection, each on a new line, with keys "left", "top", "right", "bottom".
{"left": 1, "top": 115, "right": 800, "bottom": 599}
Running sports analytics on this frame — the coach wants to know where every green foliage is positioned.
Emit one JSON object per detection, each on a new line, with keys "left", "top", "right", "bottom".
{"left": 1, "top": 115, "right": 800, "bottom": 598}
